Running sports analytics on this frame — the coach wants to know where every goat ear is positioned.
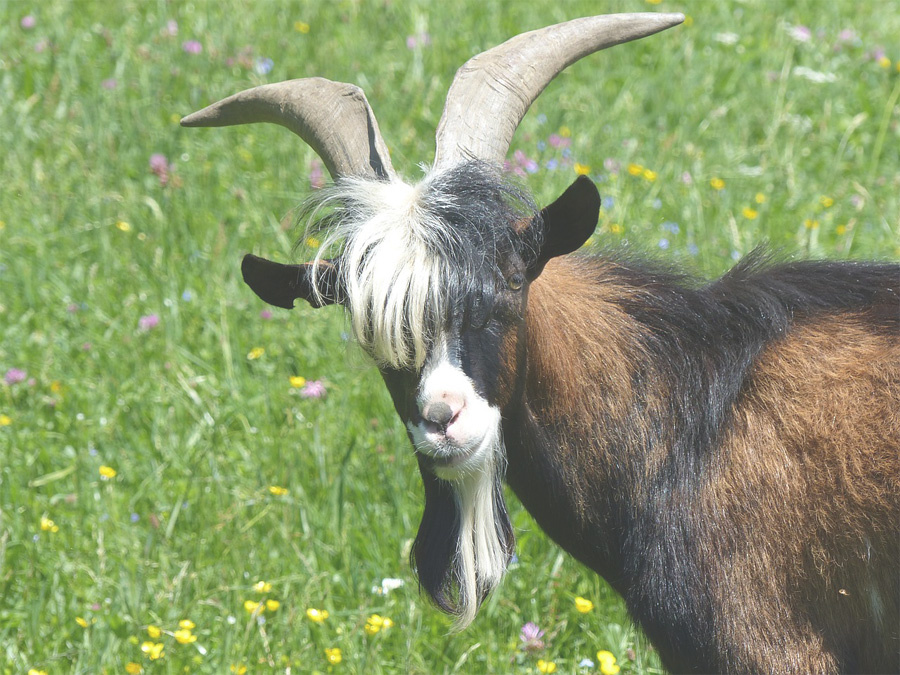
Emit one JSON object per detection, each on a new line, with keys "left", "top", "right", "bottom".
{"left": 527, "top": 175, "right": 601, "bottom": 279}
{"left": 241, "top": 254, "right": 341, "bottom": 309}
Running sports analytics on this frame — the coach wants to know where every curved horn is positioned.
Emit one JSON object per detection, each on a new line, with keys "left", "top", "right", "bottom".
{"left": 433, "top": 13, "right": 684, "bottom": 170}
{"left": 181, "top": 77, "right": 395, "bottom": 181}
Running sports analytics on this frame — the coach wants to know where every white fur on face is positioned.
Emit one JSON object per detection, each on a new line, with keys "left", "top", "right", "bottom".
{"left": 408, "top": 340, "right": 508, "bottom": 629}
{"left": 310, "top": 175, "right": 464, "bottom": 369}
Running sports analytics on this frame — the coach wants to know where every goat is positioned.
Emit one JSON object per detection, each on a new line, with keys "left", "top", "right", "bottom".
{"left": 182, "top": 13, "right": 900, "bottom": 674}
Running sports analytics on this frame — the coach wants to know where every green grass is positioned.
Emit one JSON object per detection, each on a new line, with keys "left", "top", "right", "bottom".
{"left": 1, "top": 0, "right": 898, "bottom": 673}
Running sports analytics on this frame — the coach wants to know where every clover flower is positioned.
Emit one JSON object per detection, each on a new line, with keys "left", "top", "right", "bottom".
{"left": 520, "top": 622, "right": 545, "bottom": 652}
{"left": 138, "top": 314, "right": 159, "bottom": 331}
{"left": 182, "top": 40, "right": 202, "bottom": 54}
{"left": 301, "top": 380, "right": 326, "bottom": 398}
{"left": 4, "top": 368, "right": 26, "bottom": 385}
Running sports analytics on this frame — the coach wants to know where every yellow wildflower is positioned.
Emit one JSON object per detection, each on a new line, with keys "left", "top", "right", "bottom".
{"left": 324, "top": 647, "right": 342, "bottom": 665}
{"left": 99, "top": 465, "right": 117, "bottom": 479}
{"left": 646, "top": 0, "right": 662, "bottom": 4}
{"left": 268, "top": 485, "right": 289, "bottom": 496}
{"left": 50, "top": 380, "right": 62, "bottom": 393}
{"left": 836, "top": 224, "right": 847, "bottom": 235}
{"left": 0, "top": 414, "right": 10, "bottom": 426}
{"left": 306, "top": 607, "right": 329, "bottom": 623}
{"left": 710, "top": 177, "right": 725, "bottom": 190}
{"left": 247, "top": 347, "right": 265, "bottom": 360}
{"left": 804, "top": 219, "right": 820, "bottom": 230}
{"left": 231, "top": 666, "right": 248, "bottom": 675}
{"left": 141, "top": 641, "right": 165, "bottom": 660}
{"left": 305, "top": 236, "right": 320, "bottom": 248}
{"left": 265, "top": 599, "right": 280, "bottom": 612}
{"left": 40, "top": 516, "right": 59, "bottom": 533}
{"left": 253, "top": 580, "right": 273, "bottom": 593}
{"left": 244, "top": 600, "right": 264, "bottom": 615}
{"left": 609, "top": 224, "right": 623, "bottom": 234}
{"left": 126, "top": 663, "right": 143, "bottom": 674}
{"left": 537, "top": 659, "right": 557, "bottom": 673}
{"left": 295, "top": 21, "right": 310, "bottom": 33}
{"left": 877, "top": 56, "right": 891, "bottom": 69}
{"left": 820, "top": 196, "right": 834, "bottom": 208}
{"left": 559, "top": 126, "right": 571, "bottom": 138}
{"left": 574, "top": 596, "right": 594, "bottom": 613}
{"left": 627, "top": 163, "right": 644, "bottom": 176}
{"left": 28, "top": 670, "right": 48, "bottom": 675}
{"left": 178, "top": 619, "right": 195, "bottom": 630}
{"left": 597, "top": 650, "right": 621, "bottom": 675}
{"left": 742, "top": 207, "right": 758, "bottom": 220}
{"left": 642, "top": 168, "right": 658, "bottom": 182}
{"left": 574, "top": 163, "right": 591, "bottom": 176}
{"left": 147, "top": 624, "right": 161, "bottom": 638}
{"left": 289, "top": 375, "right": 306, "bottom": 388}
{"left": 116, "top": 221, "right": 132, "bottom": 232}
{"left": 755, "top": 192, "right": 767, "bottom": 204}
{"left": 76, "top": 616, "right": 89, "bottom": 628}
{"left": 174, "top": 628, "right": 197, "bottom": 644}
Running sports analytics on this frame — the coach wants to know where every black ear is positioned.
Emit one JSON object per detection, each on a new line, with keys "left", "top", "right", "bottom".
{"left": 527, "top": 175, "right": 601, "bottom": 279}
{"left": 241, "top": 254, "right": 341, "bottom": 309}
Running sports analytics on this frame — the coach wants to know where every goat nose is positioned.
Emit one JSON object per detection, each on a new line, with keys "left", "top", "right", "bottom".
{"left": 423, "top": 401, "right": 455, "bottom": 426}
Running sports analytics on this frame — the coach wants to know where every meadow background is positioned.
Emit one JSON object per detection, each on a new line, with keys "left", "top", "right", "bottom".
{"left": 1, "top": 0, "right": 898, "bottom": 673}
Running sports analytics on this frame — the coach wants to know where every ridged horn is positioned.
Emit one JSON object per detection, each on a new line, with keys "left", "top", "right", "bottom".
{"left": 433, "top": 13, "right": 684, "bottom": 170}
{"left": 181, "top": 77, "right": 395, "bottom": 181}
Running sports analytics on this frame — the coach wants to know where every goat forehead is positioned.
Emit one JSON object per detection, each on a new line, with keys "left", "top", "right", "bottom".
{"left": 304, "top": 162, "right": 537, "bottom": 369}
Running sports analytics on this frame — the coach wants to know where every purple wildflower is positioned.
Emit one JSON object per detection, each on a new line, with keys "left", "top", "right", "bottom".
{"left": 101, "top": 78, "right": 118, "bottom": 90}
{"left": 130, "top": 513, "right": 140, "bottom": 523}
{"left": 520, "top": 622, "right": 545, "bottom": 652}
{"left": 837, "top": 29, "right": 856, "bottom": 43}
{"left": 138, "top": 314, "right": 160, "bottom": 331}
{"left": 680, "top": 171, "right": 694, "bottom": 185}
{"left": 260, "top": 309, "right": 273, "bottom": 320}
{"left": 789, "top": 25, "right": 811, "bottom": 43}
{"left": 163, "top": 19, "right": 178, "bottom": 37}
{"left": 309, "top": 158, "right": 325, "bottom": 189}
{"left": 603, "top": 158, "right": 620, "bottom": 174}
{"left": 182, "top": 40, "right": 202, "bottom": 55}
{"left": 20, "top": 15, "right": 36, "bottom": 29}
{"left": 255, "top": 57, "right": 274, "bottom": 75}
{"left": 548, "top": 133, "right": 570, "bottom": 149}
{"left": 301, "top": 380, "right": 326, "bottom": 399}
{"left": 406, "top": 33, "right": 431, "bottom": 49}
{"left": 658, "top": 238, "right": 670, "bottom": 250}
{"left": 149, "top": 153, "right": 170, "bottom": 186}
{"left": 4, "top": 368, "right": 26, "bottom": 386}
{"left": 182, "top": 290, "right": 193, "bottom": 302}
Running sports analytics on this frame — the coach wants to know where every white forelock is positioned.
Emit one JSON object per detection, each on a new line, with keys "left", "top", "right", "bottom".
{"left": 310, "top": 172, "right": 465, "bottom": 369}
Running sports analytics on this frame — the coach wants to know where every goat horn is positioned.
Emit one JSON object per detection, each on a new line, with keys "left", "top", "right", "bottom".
{"left": 181, "top": 77, "right": 395, "bottom": 181}
{"left": 433, "top": 12, "right": 684, "bottom": 170}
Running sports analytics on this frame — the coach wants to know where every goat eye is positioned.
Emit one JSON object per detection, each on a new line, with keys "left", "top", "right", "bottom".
{"left": 507, "top": 273, "right": 525, "bottom": 291}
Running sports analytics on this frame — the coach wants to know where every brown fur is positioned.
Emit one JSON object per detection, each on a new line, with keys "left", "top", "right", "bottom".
{"left": 509, "top": 255, "right": 900, "bottom": 674}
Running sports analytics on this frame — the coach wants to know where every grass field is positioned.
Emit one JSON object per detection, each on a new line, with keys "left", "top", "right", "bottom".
{"left": 1, "top": 0, "right": 898, "bottom": 673}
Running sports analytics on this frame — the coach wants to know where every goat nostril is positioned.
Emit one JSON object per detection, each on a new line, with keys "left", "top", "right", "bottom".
{"left": 423, "top": 401, "right": 454, "bottom": 426}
